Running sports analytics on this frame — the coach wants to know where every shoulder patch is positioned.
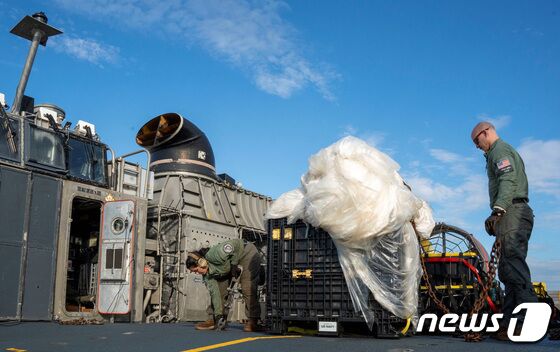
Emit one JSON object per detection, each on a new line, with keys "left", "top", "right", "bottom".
{"left": 496, "top": 157, "right": 513, "bottom": 175}
{"left": 222, "top": 243, "right": 234, "bottom": 254}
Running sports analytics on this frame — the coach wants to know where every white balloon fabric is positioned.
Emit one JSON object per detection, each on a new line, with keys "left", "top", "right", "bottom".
{"left": 266, "top": 136, "right": 435, "bottom": 327}
{"left": 265, "top": 188, "right": 304, "bottom": 225}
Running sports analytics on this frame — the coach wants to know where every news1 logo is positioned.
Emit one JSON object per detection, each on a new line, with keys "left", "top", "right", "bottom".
{"left": 416, "top": 303, "right": 552, "bottom": 342}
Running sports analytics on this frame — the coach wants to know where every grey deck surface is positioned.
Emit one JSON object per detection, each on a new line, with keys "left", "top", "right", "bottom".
{"left": 0, "top": 322, "right": 558, "bottom": 352}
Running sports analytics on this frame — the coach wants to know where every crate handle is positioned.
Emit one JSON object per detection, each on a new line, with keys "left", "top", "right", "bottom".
{"left": 292, "top": 269, "right": 313, "bottom": 279}
{"left": 284, "top": 228, "right": 293, "bottom": 240}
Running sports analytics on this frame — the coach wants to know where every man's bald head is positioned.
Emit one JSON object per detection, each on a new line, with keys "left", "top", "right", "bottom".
{"left": 471, "top": 121, "right": 496, "bottom": 141}
{"left": 471, "top": 121, "right": 499, "bottom": 151}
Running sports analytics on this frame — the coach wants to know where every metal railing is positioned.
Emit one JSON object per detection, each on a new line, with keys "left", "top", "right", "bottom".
{"left": 110, "top": 149, "right": 151, "bottom": 199}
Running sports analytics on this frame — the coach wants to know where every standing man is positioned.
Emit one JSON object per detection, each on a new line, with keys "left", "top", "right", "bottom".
{"left": 187, "top": 238, "right": 262, "bottom": 332}
{"left": 471, "top": 121, "right": 538, "bottom": 340}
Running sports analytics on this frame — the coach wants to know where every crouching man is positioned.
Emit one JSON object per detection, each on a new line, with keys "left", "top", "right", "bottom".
{"left": 187, "top": 239, "right": 262, "bottom": 332}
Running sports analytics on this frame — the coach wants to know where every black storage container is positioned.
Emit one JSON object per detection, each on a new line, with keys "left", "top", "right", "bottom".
{"left": 266, "top": 218, "right": 407, "bottom": 338}
{"left": 423, "top": 253, "right": 481, "bottom": 286}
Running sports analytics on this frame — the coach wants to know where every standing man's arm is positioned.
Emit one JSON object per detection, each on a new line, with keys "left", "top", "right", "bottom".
{"left": 490, "top": 152, "right": 517, "bottom": 212}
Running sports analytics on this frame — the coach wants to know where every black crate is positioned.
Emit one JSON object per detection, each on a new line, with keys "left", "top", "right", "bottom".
{"left": 266, "top": 218, "right": 406, "bottom": 338}
{"left": 422, "top": 254, "right": 481, "bottom": 286}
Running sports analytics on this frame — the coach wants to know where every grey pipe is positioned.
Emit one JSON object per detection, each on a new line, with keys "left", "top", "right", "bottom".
{"left": 143, "top": 289, "right": 153, "bottom": 312}
{"left": 11, "top": 29, "right": 44, "bottom": 114}
{"left": 107, "top": 147, "right": 116, "bottom": 189}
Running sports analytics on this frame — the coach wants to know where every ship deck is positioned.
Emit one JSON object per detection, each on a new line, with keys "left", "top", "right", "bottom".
{"left": 1, "top": 322, "right": 559, "bottom": 352}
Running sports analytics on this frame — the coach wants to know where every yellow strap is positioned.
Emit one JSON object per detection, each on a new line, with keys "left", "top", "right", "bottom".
{"left": 400, "top": 318, "right": 411, "bottom": 335}
{"left": 182, "top": 336, "right": 301, "bottom": 352}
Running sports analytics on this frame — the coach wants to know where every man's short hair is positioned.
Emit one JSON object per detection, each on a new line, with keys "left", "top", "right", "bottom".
{"left": 471, "top": 121, "right": 495, "bottom": 140}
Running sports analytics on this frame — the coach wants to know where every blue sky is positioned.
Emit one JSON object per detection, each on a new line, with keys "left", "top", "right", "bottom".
{"left": 1, "top": 1, "right": 559, "bottom": 289}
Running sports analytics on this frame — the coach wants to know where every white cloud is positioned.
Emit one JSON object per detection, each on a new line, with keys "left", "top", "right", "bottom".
{"left": 512, "top": 27, "right": 545, "bottom": 38}
{"left": 408, "top": 174, "right": 486, "bottom": 208}
{"left": 461, "top": 174, "right": 489, "bottom": 208}
{"left": 0, "top": 3, "right": 20, "bottom": 22}
{"left": 526, "top": 258, "right": 560, "bottom": 290}
{"left": 342, "top": 125, "right": 358, "bottom": 136}
{"left": 55, "top": 0, "right": 336, "bottom": 99}
{"left": 342, "top": 125, "right": 386, "bottom": 148}
{"left": 477, "top": 113, "right": 511, "bottom": 130}
{"left": 407, "top": 150, "right": 479, "bottom": 212}
{"left": 429, "top": 148, "right": 461, "bottom": 163}
{"left": 409, "top": 160, "right": 421, "bottom": 168}
{"left": 518, "top": 139, "right": 560, "bottom": 198}
{"left": 405, "top": 150, "right": 488, "bottom": 227}
{"left": 51, "top": 35, "right": 120, "bottom": 67}
{"left": 427, "top": 148, "right": 475, "bottom": 176}
{"left": 406, "top": 176, "right": 457, "bottom": 203}
{"left": 541, "top": 210, "right": 560, "bottom": 224}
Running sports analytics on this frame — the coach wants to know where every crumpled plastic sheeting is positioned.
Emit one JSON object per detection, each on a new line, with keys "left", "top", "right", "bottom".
{"left": 265, "top": 136, "right": 435, "bottom": 327}
{"left": 413, "top": 200, "right": 436, "bottom": 239}
{"left": 265, "top": 189, "right": 304, "bottom": 225}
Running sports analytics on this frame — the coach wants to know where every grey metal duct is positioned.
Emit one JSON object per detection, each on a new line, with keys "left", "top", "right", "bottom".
{"left": 10, "top": 12, "right": 62, "bottom": 114}
{"left": 136, "top": 113, "right": 216, "bottom": 179}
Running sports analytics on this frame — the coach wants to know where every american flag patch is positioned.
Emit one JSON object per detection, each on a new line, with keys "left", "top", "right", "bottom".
{"left": 497, "top": 158, "right": 511, "bottom": 170}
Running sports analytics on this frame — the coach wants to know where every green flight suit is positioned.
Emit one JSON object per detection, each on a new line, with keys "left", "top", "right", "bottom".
{"left": 203, "top": 239, "right": 261, "bottom": 319}
{"left": 485, "top": 138, "right": 538, "bottom": 326}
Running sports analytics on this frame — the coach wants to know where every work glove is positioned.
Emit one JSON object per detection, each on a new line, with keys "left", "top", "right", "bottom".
{"left": 230, "top": 264, "right": 241, "bottom": 279}
{"left": 485, "top": 209, "right": 505, "bottom": 236}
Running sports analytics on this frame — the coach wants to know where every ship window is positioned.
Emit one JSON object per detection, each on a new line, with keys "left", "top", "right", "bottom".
{"left": 105, "top": 249, "right": 114, "bottom": 269}
{"left": 105, "top": 248, "right": 123, "bottom": 269}
{"left": 68, "top": 137, "right": 107, "bottom": 185}
{"left": 114, "top": 249, "right": 123, "bottom": 269}
{"left": 27, "top": 125, "right": 65, "bottom": 170}
{"left": 111, "top": 218, "right": 126, "bottom": 234}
